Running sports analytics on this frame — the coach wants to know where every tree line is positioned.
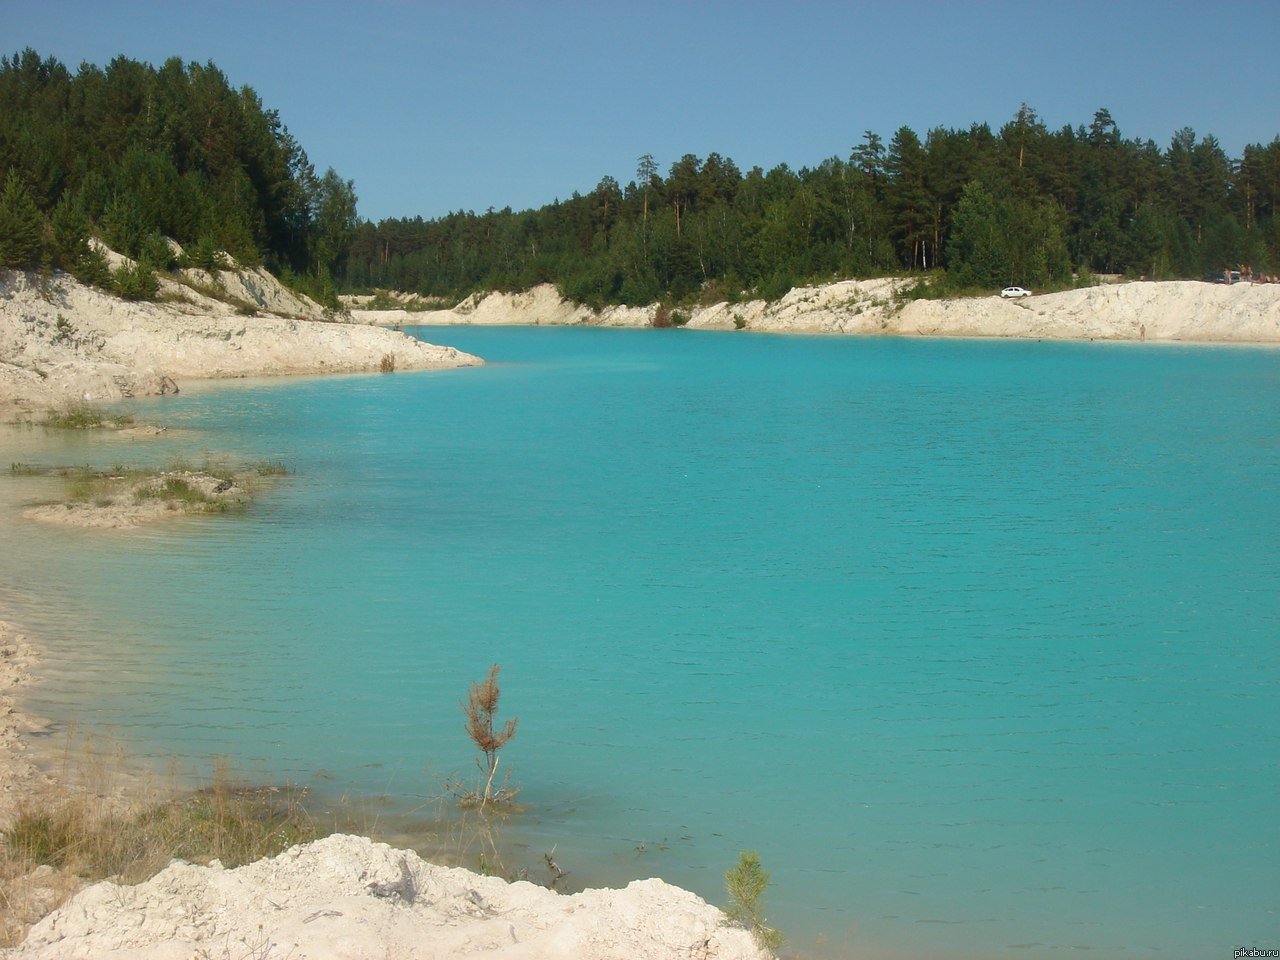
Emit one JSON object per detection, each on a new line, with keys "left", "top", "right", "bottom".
{"left": 0, "top": 49, "right": 356, "bottom": 303}
{"left": 344, "top": 105, "right": 1280, "bottom": 305}
{"left": 2, "top": 50, "right": 1277, "bottom": 308}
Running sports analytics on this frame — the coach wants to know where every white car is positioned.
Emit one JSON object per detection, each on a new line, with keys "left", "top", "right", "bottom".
{"left": 1000, "top": 286, "right": 1032, "bottom": 298}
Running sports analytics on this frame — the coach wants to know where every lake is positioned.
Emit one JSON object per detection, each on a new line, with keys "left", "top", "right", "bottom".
{"left": 3, "top": 327, "right": 1277, "bottom": 958}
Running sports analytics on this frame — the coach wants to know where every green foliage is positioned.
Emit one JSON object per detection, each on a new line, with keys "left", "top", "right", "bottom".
{"left": 278, "top": 266, "right": 341, "bottom": 310}
{"left": 0, "top": 170, "right": 44, "bottom": 268}
{"left": 253, "top": 459, "right": 288, "bottom": 476}
{"left": 0, "top": 49, "right": 348, "bottom": 281}
{"left": 139, "top": 231, "right": 176, "bottom": 270}
{"left": 112, "top": 259, "right": 158, "bottom": 300}
{"left": 48, "top": 191, "right": 92, "bottom": 272}
{"left": 100, "top": 193, "right": 149, "bottom": 259}
{"left": 134, "top": 476, "right": 210, "bottom": 506}
{"left": 180, "top": 234, "right": 231, "bottom": 272}
{"left": 76, "top": 246, "right": 113, "bottom": 288}
{"left": 340, "top": 114, "right": 1280, "bottom": 306}
{"left": 946, "top": 179, "right": 1071, "bottom": 289}
{"left": 724, "top": 851, "right": 784, "bottom": 953}
{"left": 51, "top": 313, "right": 76, "bottom": 344}
{"left": 43, "top": 404, "right": 131, "bottom": 429}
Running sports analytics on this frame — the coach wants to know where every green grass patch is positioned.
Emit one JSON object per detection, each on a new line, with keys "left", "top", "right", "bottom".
{"left": 42, "top": 405, "right": 133, "bottom": 430}
{"left": 50, "top": 458, "right": 287, "bottom": 516}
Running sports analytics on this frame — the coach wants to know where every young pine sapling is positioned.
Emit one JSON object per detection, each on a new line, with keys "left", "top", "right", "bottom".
{"left": 460, "top": 664, "right": 519, "bottom": 809}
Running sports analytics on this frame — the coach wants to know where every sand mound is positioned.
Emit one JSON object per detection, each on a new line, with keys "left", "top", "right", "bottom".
{"left": 5, "top": 834, "right": 770, "bottom": 960}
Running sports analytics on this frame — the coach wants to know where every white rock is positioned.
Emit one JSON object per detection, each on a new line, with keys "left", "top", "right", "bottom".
{"left": 3, "top": 835, "right": 771, "bottom": 960}
{"left": 0, "top": 259, "right": 482, "bottom": 409}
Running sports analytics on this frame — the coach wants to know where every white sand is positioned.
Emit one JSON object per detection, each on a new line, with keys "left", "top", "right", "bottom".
{"left": 358, "top": 278, "right": 1280, "bottom": 343}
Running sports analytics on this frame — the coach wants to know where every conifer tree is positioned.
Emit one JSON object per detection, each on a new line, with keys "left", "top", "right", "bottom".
{"left": 0, "top": 170, "right": 44, "bottom": 268}
{"left": 49, "top": 191, "right": 92, "bottom": 272}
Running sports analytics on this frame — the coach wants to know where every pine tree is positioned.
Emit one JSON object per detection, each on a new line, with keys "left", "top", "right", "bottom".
{"left": 0, "top": 170, "right": 44, "bottom": 268}
{"left": 49, "top": 191, "right": 92, "bottom": 272}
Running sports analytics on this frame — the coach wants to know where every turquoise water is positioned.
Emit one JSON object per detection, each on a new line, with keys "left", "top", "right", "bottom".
{"left": 2, "top": 328, "right": 1278, "bottom": 958}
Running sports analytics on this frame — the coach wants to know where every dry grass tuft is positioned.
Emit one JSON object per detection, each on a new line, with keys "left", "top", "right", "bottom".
{"left": 0, "top": 753, "right": 318, "bottom": 947}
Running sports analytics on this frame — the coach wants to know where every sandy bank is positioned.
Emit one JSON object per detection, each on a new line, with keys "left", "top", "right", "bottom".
{"left": 356, "top": 278, "right": 1280, "bottom": 343}
{"left": 4, "top": 834, "right": 770, "bottom": 959}
{"left": 0, "top": 263, "right": 482, "bottom": 411}
{"left": 352, "top": 283, "right": 653, "bottom": 328}
{"left": 0, "top": 619, "right": 51, "bottom": 828}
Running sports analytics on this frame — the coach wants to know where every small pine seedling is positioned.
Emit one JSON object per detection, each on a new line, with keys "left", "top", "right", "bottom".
{"left": 725, "top": 850, "right": 784, "bottom": 953}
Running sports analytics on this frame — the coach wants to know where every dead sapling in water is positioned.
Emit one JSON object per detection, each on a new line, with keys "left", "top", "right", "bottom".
{"left": 544, "top": 847, "right": 570, "bottom": 890}
{"left": 449, "top": 664, "right": 520, "bottom": 810}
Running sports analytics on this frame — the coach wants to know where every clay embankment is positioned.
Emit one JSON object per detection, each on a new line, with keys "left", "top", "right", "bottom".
{"left": 0, "top": 255, "right": 481, "bottom": 410}
{"left": 354, "top": 278, "right": 1280, "bottom": 343}
{"left": 3, "top": 834, "right": 770, "bottom": 960}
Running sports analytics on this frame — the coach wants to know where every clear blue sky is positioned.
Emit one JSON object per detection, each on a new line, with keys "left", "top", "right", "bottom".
{"left": 6, "top": 0, "right": 1279, "bottom": 222}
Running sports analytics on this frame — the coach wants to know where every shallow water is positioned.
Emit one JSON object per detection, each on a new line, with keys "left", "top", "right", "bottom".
{"left": 2, "top": 328, "right": 1277, "bottom": 958}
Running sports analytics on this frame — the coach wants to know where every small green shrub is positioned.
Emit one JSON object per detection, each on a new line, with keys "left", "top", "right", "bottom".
{"left": 725, "top": 850, "right": 783, "bottom": 953}
{"left": 139, "top": 232, "right": 176, "bottom": 271}
{"left": 73, "top": 246, "right": 113, "bottom": 289}
{"left": 112, "top": 260, "right": 158, "bottom": 301}
{"left": 43, "top": 404, "right": 130, "bottom": 430}
{"left": 180, "top": 236, "right": 231, "bottom": 273}
{"left": 51, "top": 314, "right": 76, "bottom": 345}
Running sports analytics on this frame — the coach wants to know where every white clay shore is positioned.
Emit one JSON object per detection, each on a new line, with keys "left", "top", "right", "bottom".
{"left": 0, "top": 259, "right": 481, "bottom": 411}
{"left": 0, "top": 623, "right": 768, "bottom": 958}
{"left": 3, "top": 833, "right": 770, "bottom": 960}
{"left": 350, "top": 278, "right": 1280, "bottom": 343}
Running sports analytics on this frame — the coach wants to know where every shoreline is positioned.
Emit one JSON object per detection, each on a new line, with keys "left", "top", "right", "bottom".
{"left": 0, "top": 616, "right": 56, "bottom": 827}
{"left": 0, "top": 609, "right": 770, "bottom": 960}
{"left": 0, "top": 447, "right": 770, "bottom": 958}
{"left": 0, "top": 264, "right": 483, "bottom": 413}
{"left": 350, "top": 277, "right": 1280, "bottom": 344}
